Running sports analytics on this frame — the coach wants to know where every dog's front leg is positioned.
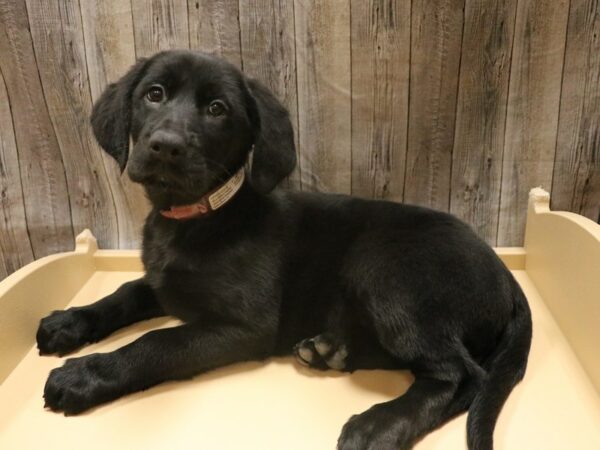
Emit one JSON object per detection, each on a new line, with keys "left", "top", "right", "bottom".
{"left": 43, "top": 323, "right": 273, "bottom": 415}
{"left": 37, "top": 278, "right": 164, "bottom": 355}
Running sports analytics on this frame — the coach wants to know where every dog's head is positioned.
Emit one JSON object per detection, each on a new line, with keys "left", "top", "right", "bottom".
{"left": 91, "top": 50, "right": 296, "bottom": 209}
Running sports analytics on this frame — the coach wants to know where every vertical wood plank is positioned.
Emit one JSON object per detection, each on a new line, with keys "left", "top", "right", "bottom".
{"left": 552, "top": 0, "right": 600, "bottom": 223}
{"left": 81, "top": 0, "right": 138, "bottom": 101}
{"left": 350, "top": 0, "right": 410, "bottom": 202}
{"left": 131, "top": 0, "right": 190, "bottom": 57}
{"left": 80, "top": 0, "right": 150, "bottom": 248}
{"left": 188, "top": 0, "right": 241, "bottom": 67}
{"left": 239, "top": 0, "right": 300, "bottom": 190}
{"left": 450, "top": 0, "right": 518, "bottom": 244}
{"left": 404, "top": 0, "right": 464, "bottom": 210}
{"left": 26, "top": 0, "right": 119, "bottom": 248}
{"left": 294, "top": 0, "right": 351, "bottom": 193}
{"left": 498, "top": 0, "right": 570, "bottom": 245}
{"left": 0, "top": 0, "right": 74, "bottom": 258}
{"left": 0, "top": 67, "right": 34, "bottom": 280}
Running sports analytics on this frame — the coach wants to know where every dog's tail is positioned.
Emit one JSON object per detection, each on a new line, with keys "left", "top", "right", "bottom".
{"left": 466, "top": 286, "right": 532, "bottom": 450}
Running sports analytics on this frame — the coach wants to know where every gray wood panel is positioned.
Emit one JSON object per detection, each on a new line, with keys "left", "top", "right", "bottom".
{"left": 1, "top": 0, "right": 600, "bottom": 279}
{"left": 80, "top": 0, "right": 150, "bottom": 248}
{"left": 26, "top": 0, "right": 119, "bottom": 248}
{"left": 294, "top": 0, "right": 351, "bottom": 193}
{"left": 188, "top": 0, "right": 241, "bottom": 67}
{"left": 450, "top": 0, "right": 519, "bottom": 244}
{"left": 239, "top": 0, "right": 301, "bottom": 189}
{"left": 0, "top": 0, "right": 74, "bottom": 259}
{"left": 350, "top": 0, "right": 410, "bottom": 202}
{"left": 0, "top": 66, "right": 34, "bottom": 280}
{"left": 552, "top": 0, "right": 600, "bottom": 222}
{"left": 498, "top": 0, "right": 570, "bottom": 246}
{"left": 132, "top": 0, "right": 190, "bottom": 57}
{"left": 404, "top": 0, "right": 464, "bottom": 210}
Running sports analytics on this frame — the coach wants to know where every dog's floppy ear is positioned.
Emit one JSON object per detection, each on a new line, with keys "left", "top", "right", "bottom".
{"left": 244, "top": 78, "right": 296, "bottom": 193}
{"left": 91, "top": 58, "right": 149, "bottom": 171}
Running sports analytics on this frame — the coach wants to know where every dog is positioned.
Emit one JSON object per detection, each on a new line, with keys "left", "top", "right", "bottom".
{"left": 36, "top": 50, "right": 532, "bottom": 450}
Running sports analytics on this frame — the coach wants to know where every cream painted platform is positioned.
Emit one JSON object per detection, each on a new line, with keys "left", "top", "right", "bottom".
{"left": 1, "top": 189, "right": 599, "bottom": 449}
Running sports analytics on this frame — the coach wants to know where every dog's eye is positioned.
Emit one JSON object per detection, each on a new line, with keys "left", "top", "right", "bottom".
{"left": 146, "top": 85, "right": 165, "bottom": 103}
{"left": 208, "top": 100, "right": 226, "bottom": 116}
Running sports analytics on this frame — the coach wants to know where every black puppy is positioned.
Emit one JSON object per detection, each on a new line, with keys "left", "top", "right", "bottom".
{"left": 36, "top": 50, "right": 532, "bottom": 450}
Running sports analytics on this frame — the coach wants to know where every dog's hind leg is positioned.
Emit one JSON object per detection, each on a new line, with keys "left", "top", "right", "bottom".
{"left": 294, "top": 333, "right": 350, "bottom": 370}
{"left": 337, "top": 361, "right": 477, "bottom": 450}
{"left": 293, "top": 331, "right": 400, "bottom": 372}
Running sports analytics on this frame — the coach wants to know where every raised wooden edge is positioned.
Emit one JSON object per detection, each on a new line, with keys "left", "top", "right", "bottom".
{"left": 93, "top": 250, "right": 143, "bottom": 272}
{"left": 525, "top": 187, "right": 600, "bottom": 394}
{"left": 496, "top": 247, "right": 526, "bottom": 270}
{"left": 0, "top": 230, "right": 97, "bottom": 383}
{"left": 528, "top": 187, "right": 600, "bottom": 239}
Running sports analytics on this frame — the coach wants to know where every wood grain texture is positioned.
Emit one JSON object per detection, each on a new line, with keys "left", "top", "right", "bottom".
{"left": 3, "top": 0, "right": 600, "bottom": 279}
{"left": 0, "top": 66, "right": 34, "bottom": 280}
{"left": 404, "top": 0, "right": 464, "bottom": 210}
{"left": 498, "top": 0, "right": 570, "bottom": 246}
{"left": 350, "top": 0, "right": 410, "bottom": 202}
{"left": 294, "top": 0, "right": 351, "bottom": 193}
{"left": 80, "top": 0, "right": 138, "bottom": 101}
{"left": 0, "top": 0, "right": 74, "bottom": 259}
{"left": 239, "top": 0, "right": 301, "bottom": 189}
{"left": 450, "top": 0, "right": 518, "bottom": 244}
{"left": 131, "top": 0, "right": 190, "bottom": 57}
{"left": 80, "top": 0, "right": 150, "bottom": 248}
{"left": 188, "top": 0, "right": 241, "bottom": 66}
{"left": 26, "top": 0, "right": 119, "bottom": 248}
{"left": 552, "top": 0, "right": 600, "bottom": 223}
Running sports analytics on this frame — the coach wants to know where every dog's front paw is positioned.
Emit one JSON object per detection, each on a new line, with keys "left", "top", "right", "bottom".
{"left": 37, "top": 309, "right": 94, "bottom": 355}
{"left": 337, "top": 405, "right": 406, "bottom": 450}
{"left": 44, "top": 353, "right": 123, "bottom": 415}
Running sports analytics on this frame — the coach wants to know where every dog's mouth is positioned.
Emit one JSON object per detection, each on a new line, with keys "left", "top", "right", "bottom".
{"left": 145, "top": 184, "right": 205, "bottom": 211}
{"left": 126, "top": 149, "right": 240, "bottom": 210}
{"left": 128, "top": 171, "right": 182, "bottom": 192}
{"left": 128, "top": 160, "right": 195, "bottom": 190}
{"left": 139, "top": 175, "right": 176, "bottom": 190}
{"left": 141, "top": 174, "right": 201, "bottom": 194}
{"left": 128, "top": 164, "right": 216, "bottom": 210}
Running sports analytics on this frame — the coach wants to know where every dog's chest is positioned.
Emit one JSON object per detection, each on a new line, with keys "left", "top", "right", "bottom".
{"left": 142, "top": 223, "right": 280, "bottom": 323}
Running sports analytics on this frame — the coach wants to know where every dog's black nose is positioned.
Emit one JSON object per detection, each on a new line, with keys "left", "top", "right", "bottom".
{"left": 148, "top": 130, "right": 185, "bottom": 160}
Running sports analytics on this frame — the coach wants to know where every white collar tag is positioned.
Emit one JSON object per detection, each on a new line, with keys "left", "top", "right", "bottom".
{"left": 207, "top": 167, "right": 245, "bottom": 210}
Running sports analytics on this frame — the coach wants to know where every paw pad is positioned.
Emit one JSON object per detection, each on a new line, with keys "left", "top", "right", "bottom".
{"left": 294, "top": 334, "right": 349, "bottom": 371}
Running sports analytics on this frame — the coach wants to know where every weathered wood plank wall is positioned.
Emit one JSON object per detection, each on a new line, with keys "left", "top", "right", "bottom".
{"left": 351, "top": 0, "right": 410, "bottom": 202}
{"left": 552, "top": 0, "right": 600, "bottom": 222}
{"left": 0, "top": 0, "right": 599, "bottom": 279}
{"left": 81, "top": 0, "right": 150, "bottom": 249}
{"left": 295, "top": 0, "right": 352, "bottom": 193}
{"left": 1, "top": 0, "right": 74, "bottom": 273}
{"left": 498, "top": 0, "right": 569, "bottom": 245}
{"left": 450, "top": 0, "right": 518, "bottom": 243}
{"left": 404, "top": 0, "right": 464, "bottom": 212}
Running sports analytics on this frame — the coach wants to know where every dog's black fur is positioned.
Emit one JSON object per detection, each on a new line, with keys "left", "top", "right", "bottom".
{"left": 36, "top": 50, "right": 532, "bottom": 450}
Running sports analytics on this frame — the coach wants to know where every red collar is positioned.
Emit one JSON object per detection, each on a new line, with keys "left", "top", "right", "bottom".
{"left": 159, "top": 168, "right": 245, "bottom": 220}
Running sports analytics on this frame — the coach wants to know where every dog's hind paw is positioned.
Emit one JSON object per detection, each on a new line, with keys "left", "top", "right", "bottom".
{"left": 294, "top": 333, "right": 350, "bottom": 371}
